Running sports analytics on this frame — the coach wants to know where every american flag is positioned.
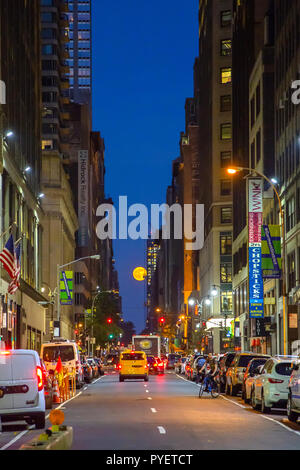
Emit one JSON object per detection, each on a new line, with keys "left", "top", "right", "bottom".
{"left": 0, "top": 235, "right": 15, "bottom": 279}
{"left": 8, "top": 243, "right": 21, "bottom": 295}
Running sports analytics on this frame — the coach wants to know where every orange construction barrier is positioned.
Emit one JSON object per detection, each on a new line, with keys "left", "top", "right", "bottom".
{"left": 52, "top": 376, "right": 61, "bottom": 404}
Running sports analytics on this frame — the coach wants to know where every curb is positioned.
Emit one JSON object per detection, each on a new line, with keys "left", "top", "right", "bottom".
{"left": 19, "top": 427, "right": 73, "bottom": 451}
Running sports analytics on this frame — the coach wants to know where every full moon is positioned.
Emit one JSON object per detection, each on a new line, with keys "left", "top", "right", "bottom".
{"left": 133, "top": 267, "right": 147, "bottom": 281}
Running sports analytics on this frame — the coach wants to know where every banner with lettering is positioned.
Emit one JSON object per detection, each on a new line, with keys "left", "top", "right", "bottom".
{"left": 261, "top": 225, "right": 281, "bottom": 279}
{"left": 248, "top": 178, "right": 264, "bottom": 319}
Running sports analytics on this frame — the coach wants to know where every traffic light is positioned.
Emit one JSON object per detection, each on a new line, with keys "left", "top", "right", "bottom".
{"left": 74, "top": 329, "right": 79, "bottom": 336}
{"left": 106, "top": 318, "right": 113, "bottom": 324}
{"left": 108, "top": 334, "right": 114, "bottom": 340}
{"left": 159, "top": 317, "right": 165, "bottom": 325}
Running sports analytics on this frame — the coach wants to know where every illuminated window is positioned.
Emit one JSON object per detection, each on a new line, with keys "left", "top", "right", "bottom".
{"left": 220, "top": 39, "right": 232, "bottom": 56}
{"left": 221, "top": 291, "right": 232, "bottom": 312}
{"left": 221, "top": 67, "right": 232, "bottom": 84}
{"left": 42, "top": 140, "right": 53, "bottom": 150}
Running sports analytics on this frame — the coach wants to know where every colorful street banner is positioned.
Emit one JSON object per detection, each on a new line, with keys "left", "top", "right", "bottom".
{"left": 248, "top": 178, "right": 264, "bottom": 319}
{"left": 60, "top": 270, "right": 73, "bottom": 306}
{"left": 261, "top": 225, "right": 281, "bottom": 279}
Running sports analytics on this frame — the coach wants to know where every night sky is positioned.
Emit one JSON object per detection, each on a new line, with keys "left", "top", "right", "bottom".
{"left": 92, "top": 0, "right": 198, "bottom": 333}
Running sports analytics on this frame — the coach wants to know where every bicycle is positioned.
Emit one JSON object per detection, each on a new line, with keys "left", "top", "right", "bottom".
{"left": 198, "top": 374, "right": 220, "bottom": 399}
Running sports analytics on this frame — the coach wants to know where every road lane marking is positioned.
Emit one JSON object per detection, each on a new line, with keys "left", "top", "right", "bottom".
{"left": 148, "top": 397, "right": 152, "bottom": 400}
{"left": 158, "top": 426, "right": 166, "bottom": 434}
{"left": 0, "top": 390, "right": 84, "bottom": 451}
{"left": 220, "top": 396, "right": 247, "bottom": 409}
{"left": 146, "top": 390, "right": 149, "bottom": 393}
{"left": 261, "top": 416, "right": 300, "bottom": 437}
{"left": 151, "top": 408, "right": 157, "bottom": 413}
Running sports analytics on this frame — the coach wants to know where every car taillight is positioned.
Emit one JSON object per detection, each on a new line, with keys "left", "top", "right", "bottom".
{"left": 0, "top": 351, "right": 10, "bottom": 355}
{"left": 145, "top": 365, "right": 148, "bottom": 369}
{"left": 154, "top": 364, "right": 158, "bottom": 367}
{"left": 36, "top": 366, "right": 44, "bottom": 392}
{"left": 268, "top": 378, "right": 284, "bottom": 384}
{"left": 76, "top": 360, "right": 80, "bottom": 370}
{"left": 118, "top": 364, "right": 122, "bottom": 370}
{"left": 158, "top": 362, "right": 163, "bottom": 367}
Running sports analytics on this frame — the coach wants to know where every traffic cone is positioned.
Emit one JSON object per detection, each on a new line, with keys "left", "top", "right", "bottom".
{"left": 52, "top": 376, "right": 61, "bottom": 404}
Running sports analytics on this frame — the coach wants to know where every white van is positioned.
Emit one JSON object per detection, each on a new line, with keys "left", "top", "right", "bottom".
{"left": 40, "top": 339, "right": 84, "bottom": 388}
{"left": 0, "top": 349, "right": 46, "bottom": 429}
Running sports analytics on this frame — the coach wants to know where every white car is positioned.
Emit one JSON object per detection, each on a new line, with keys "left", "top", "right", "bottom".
{"left": 41, "top": 339, "right": 84, "bottom": 388}
{"left": 244, "top": 364, "right": 265, "bottom": 404}
{"left": 250, "top": 356, "right": 294, "bottom": 413}
{"left": 0, "top": 349, "right": 46, "bottom": 429}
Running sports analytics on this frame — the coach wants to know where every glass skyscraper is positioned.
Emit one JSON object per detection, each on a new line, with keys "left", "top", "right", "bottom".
{"left": 67, "top": 0, "right": 92, "bottom": 105}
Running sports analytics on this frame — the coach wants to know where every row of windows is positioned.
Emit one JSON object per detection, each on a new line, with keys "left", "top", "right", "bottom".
{"left": 250, "top": 82, "right": 261, "bottom": 128}
{"left": 277, "top": 136, "right": 300, "bottom": 184}
{"left": 250, "top": 129, "right": 261, "bottom": 169}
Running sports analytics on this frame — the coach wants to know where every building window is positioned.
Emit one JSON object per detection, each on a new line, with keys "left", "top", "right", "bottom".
{"left": 286, "top": 196, "right": 296, "bottom": 232}
{"left": 221, "top": 67, "right": 232, "bottom": 84}
{"left": 220, "top": 39, "right": 232, "bottom": 56}
{"left": 221, "top": 151, "right": 232, "bottom": 168}
{"left": 221, "top": 207, "right": 232, "bottom": 223}
{"left": 256, "top": 82, "right": 261, "bottom": 117}
{"left": 220, "top": 180, "right": 231, "bottom": 196}
{"left": 221, "top": 291, "right": 233, "bottom": 312}
{"left": 251, "top": 97, "right": 255, "bottom": 128}
{"left": 220, "top": 95, "right": 232, "bottom": 112}
{"left": 220, "top": 263, "right": 232, "bottom": 283}
{"left": 220, "top": 233, "right": 232, "bottom": 255}
{"left": 221, "top": 123, "right": 232, "bottom": 140}
{"left": 256, "top": 129, "right": 261, "bottom": 163}
{"left": 251, "top": 141, "right": 255, "bottom": 168}
{"left": 220, "top": 10, "right": 232, "bottom": 27}
{"left": 288, "top": 251, "right": 296, "bottom": 292}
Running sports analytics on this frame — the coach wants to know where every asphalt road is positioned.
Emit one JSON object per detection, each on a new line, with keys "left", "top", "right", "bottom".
{"left": 1, "top": 371, "right": 300, "bottom": 450}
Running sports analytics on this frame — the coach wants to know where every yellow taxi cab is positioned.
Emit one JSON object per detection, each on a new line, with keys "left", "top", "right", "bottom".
{"left": 118, "top": 350, "right": 149, "bottom": 382}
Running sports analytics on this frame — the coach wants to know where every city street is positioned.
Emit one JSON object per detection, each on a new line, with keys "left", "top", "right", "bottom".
{"left": 1, "top": 371, "right": 300, "bottom": 451}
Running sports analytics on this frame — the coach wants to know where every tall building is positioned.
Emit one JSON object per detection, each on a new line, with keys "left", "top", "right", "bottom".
{"left": 40, "top": 0, "right": 79, "bottom": 341}
{"left": 193, "top": 0, "right": 234, "bottom": 354}
{"left": 67, "top": 0, "right": 92, "bottom": 105}
{"left": 274, "top": 0, "right": 300, "bottom": 354}
{"left": 231, "top": 0, "right": 273, "bottom": 352}
{"left": 0, "top": 0, "right": 45, "bottom": 350}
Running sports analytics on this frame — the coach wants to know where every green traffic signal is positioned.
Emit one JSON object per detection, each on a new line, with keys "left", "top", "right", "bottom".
{"left": 108, "top": 334, "right": 114, "bottom": 339}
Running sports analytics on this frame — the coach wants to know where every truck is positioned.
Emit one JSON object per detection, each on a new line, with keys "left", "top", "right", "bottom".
{"left": 132, "top": 335, "right": 161, "bottom": 358}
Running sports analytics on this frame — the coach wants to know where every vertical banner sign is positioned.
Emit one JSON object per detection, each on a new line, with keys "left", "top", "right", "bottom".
{"left": 248, "top": 178, "right": 264, "bottom": 319}
{"left": 78, "top": 150, "right": 89, "bottom": 247}
{"left": 60, "top": 271, "right": 73, "bottom": 306}
{"left": 261, "top": 225, "right": 282, "bottom": 279}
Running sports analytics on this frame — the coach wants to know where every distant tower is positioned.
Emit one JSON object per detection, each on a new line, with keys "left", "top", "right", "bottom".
{"left": 67, "top": 0, "right": 92, "bottom": 106}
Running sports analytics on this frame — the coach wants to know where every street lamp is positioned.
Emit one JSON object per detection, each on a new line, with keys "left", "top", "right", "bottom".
{"left": 227, "top": 166, "right": 287, "bottom": 355}
{"left": 56, "top": 255, "right": 101, "bottom": 338}
{"left": 38, "top": 283, "right": 58, "bottom": 341}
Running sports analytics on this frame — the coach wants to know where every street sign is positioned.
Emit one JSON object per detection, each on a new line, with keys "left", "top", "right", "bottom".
{"left": 261, "top": 225, "right": 281, "bottom": 279}
{"left": 60, "top": 271, "right": 73, "bottom": 306}
{"left": 248, "top": 178, "right": 264, "bottom": 319}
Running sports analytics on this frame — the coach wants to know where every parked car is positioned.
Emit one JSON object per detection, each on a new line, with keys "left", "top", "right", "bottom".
{"left": 166, "top": 353, "right": 181, "bottom": 370}
{"left": 175, "top": 357, "right": 187, "bottom": 374}
{"left": 86, "top": 358, "right": 99, "bottom": 379}
{"left": 40, "top": 359, "right": 53, "bottom": 410}
{"left": 81, "top": 359, "right": 93, "bottom": 384}
{"left": 244, "top": 363, "right": 267, "bottom": 404}
{"left": 184, "top": 357, "right": 193, "bottom": 379}
{"left": 287, "top": 359, "right": 300, "bottom": 422}
{"left": 147, "top": 355, "right": 159, "bottom": 375}
{"left": 41, "top": 339, "right": 84, "bottom": 389}
{"left": 94, "top": 358, "right": 104, "bottom": 376}
{"left": 0, "top": 349, "right": 46, "bottom": 429}
{"left": 250, "top": 356, "right": 294, "bottom": 413}
{"left": 225, "top": 352, "right": 267, "bottom": 396}
{"left": 155, "top": 357, "right": 165, "bottom": 375}
{"left": 219, "top": 352, "right": 236, "bottom": 393}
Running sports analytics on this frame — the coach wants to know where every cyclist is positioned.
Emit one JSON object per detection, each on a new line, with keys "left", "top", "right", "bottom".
{"left": 200, "top": 354, "right": 219, "bottom": 391}
{"left": 195, "top": 355, "right": 206, "bottom": 384}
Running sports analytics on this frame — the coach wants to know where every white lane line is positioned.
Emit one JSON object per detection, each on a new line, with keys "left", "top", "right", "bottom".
{"left": 261, "top": 416, "right": 300, "bottom": 437}
{"left": 220, "top": 395, "right": 247, "bottom": 409}
{"left": 148, "top": 397, "right": 152, "bottom": 400}
{"left": 176, "top": 374, "right": 199, "bottom": 386}
{"left": 0, "top": 389, "right": 84, "bottom": 451}
{"left": 84, "top": 387, "right": 88, "bottom": 391}
{"left": 146, "top": 390, "right": 149, "bottom": 393}
{"left": 158, "top": 426, "right": 166, "bottom": 434}
{"left": 151, "top": 408, "right": 157, "bottom": 413}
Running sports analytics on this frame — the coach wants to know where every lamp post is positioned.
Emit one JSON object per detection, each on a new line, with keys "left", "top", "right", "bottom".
{"left": 188, "top": 296, "right": 212, "bottom": 352}
{"left": 56, "top": 255, "right": 101, "bottom": 338}
{"left": 39, "top": 284, "right": 58, "bottom": 341}
{"left": 227, "top": 166, "right": 287, "bottom": 355}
